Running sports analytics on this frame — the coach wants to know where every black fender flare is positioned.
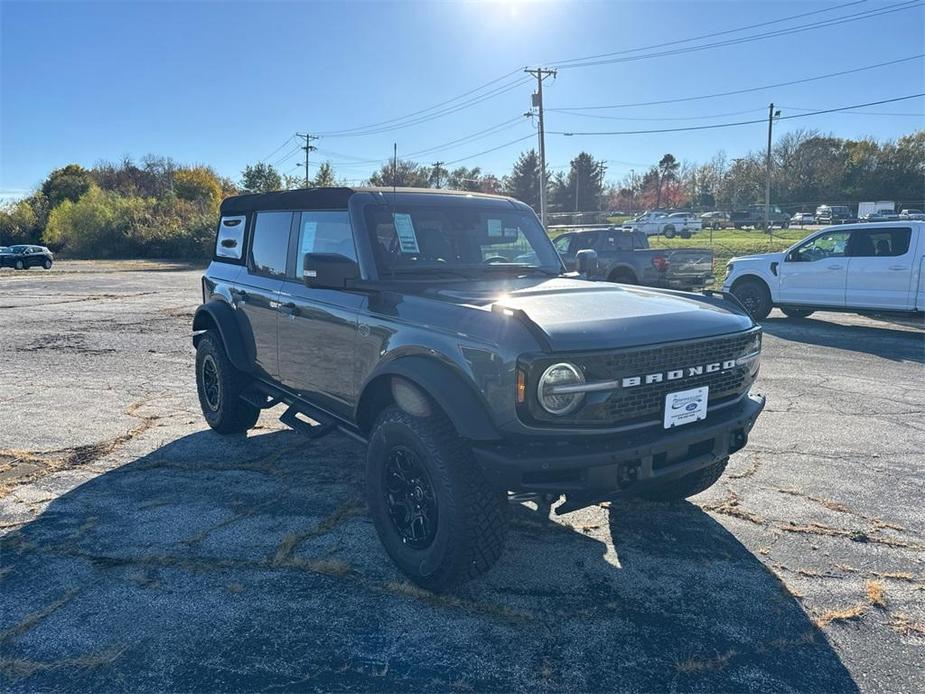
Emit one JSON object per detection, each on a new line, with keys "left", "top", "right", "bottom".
{"left": 356, "top": 355, "right": 500, "bottom": 441}
{"left": 192, "top": 301, "right": 252, "bottom": 373}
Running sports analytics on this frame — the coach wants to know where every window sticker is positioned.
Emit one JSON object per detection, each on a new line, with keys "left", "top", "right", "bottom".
{"left": 301, "top": 221, "right": 318, "bottom": 254}
{"left": 487, "top": 218, "right": 503, "bottom": 238}
{"left": 393, "top": 213, "right": 420, "bottom": 254}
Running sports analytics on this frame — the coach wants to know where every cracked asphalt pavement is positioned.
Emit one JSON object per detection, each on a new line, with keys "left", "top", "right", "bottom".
{"left": 1, "top": 261, "right": 923, "bottom": 692}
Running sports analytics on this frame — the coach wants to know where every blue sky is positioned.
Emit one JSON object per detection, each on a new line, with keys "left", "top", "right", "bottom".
{"left": 2, "top": 0, "right": 923, "bottom": 200}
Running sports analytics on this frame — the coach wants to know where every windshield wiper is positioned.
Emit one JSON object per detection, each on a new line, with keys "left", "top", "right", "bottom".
{"left": 384, "top": 266, "right": 475, "bottom": 280}
{"left": 478, "top": 264, "right": 560, "bottom": 277}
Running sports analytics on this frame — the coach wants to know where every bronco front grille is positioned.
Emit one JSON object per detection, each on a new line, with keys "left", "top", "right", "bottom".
{"left": 524, "top": 331, "right": 757, "bottom": 428}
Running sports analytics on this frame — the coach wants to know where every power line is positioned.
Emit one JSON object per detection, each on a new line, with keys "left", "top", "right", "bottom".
{"left": 549, "top": 94, "right": 925, "bottom": 136}
{"left": 315, "top": 71, "right": 528, "bottom": 137}
{"left": 548, "top": 55, "right": 925, "bottom": 111}
{"left": 552, "top": 1, "right": 922, "bottom": 70}
{"left": 259, "top": 135, "right": 296, "bottom": 163}
{"left": 551, "top": 107, "right": 769, "bottom": 122}
{"left": 443, "top": 134, "right": 536, "bottom": 166}
{"left": 552, "top": 0, "right": 870, "bottom": 68}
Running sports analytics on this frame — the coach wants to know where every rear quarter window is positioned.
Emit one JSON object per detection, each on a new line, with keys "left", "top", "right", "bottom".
{"left": 215, "top": 215, "right": 246, "bottom": 262}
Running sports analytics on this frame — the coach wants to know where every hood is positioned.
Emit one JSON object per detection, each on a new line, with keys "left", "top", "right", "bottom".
{"left": 729, "top": 251, "right": 787, "bottom": 264}
{"left": 418, "top": 277, "right": 753, "bottom": 352}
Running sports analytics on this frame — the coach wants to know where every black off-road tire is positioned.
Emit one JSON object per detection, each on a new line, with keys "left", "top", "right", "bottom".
{"left": 640, "top": 457, "right": 729, "bottom": 502}
{"left": 731, "top": 277, "right": 772, "bottom": 320}
{"left": 366, "top": 405, "right": 507, "bottom": 591}
{"left": 663, "top": 225, "right": 676, "bottom": 239}
{"left": 781, "top": 307, "right": 814, "bottom": 319}
{"left": 195, "top": 331, "right": 260, "bottom": 434}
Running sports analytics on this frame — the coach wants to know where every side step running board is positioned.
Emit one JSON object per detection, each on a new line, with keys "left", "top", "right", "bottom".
{"left": 240, "top": 387, "right": 281, "bottom": 410}
{"left": 279, "top": 405, "right": 336, "bottom": 439}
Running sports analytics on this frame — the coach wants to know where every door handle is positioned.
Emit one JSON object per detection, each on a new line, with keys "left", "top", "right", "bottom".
{"left": 889, "top": 265, "right": 907, "bottom": 271}
{"left": 826, "top": 264, "right": 843, "bottom": 270}
{"left": 279, "top": 301, "right": 298, "bottom": 317}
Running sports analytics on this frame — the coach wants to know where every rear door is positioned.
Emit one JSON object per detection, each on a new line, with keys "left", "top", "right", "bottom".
{"left": 276, "top": 210, "right": 364, "bottom": 418}
{"left": 845, "top": 227, "right": 915, "bottom": 310}
{"left": 236, "top": 211, "right": 291, "bottom": 380}
{"left": 778, "top": 229, "right": 852, "bottom": 307}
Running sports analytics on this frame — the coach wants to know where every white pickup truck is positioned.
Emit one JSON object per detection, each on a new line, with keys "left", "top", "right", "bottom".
{"left": 723, "top": 221, "right": 925, "bottom": 319}
{"left": 622, "top": 211, "right": 702, "bottom": 239}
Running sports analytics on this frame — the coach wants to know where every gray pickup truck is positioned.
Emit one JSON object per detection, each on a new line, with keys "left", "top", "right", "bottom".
{"left": 730, "top": 205, "right": 791, "bottom": 230}
{"left": 193, "top": 188, "right": 764, "bottom": 589}
{"left": 553, "top": 227, "right": 714, "bottom": 290}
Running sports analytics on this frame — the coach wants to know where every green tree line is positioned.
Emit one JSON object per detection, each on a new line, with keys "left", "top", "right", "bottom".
{"left": 2, "top": 130, "right": 921, "bottom": 258}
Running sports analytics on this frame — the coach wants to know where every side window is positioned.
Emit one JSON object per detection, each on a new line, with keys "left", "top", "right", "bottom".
{"left": 604, "top": 233, "right": 632, "bottom": 251}
{"left": 848, "top": 228, "right": 911, "bottom": 258}
{"left": 249, "top": 211, "right": 292, "bottom": 277}
{"left": 215, "top": 215, "right": 246, "bottom": 260}
{"left": 296, "top": 210, "right": 356, "bottom": 277}
{"left": 792, "top": 231, "right": 851, "bottom": 262}
{"left": 570, "top": 233, "right": 598, "bottom": 254}
{"left": 554, "top": 234, "right": 572, "bottom": 254}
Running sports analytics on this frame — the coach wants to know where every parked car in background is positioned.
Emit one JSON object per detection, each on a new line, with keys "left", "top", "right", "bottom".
{"left": 0, "top": 244, "right": 54, "bottom": 270}
{"left": 900, "top": 209, "right": 925, "bottom": 220}
{"left": 861, "top": 209, "right": 901, "bottom": 222}
{"left": 815, "top": 205, "right": 855, "bottom": 225}
{"left": 724, "top": 222, "right": 925, "bottom": 319}
{"left": 790, "top": 212, "right": 816, "bottom": 226}
{"left": 700, "top": 211, "right": 730, "bottom": 230}
{"left": 622, "top": 210, "right": 700, "bottom": 238}
{"left": 730, "top": 205, "right": 791, "bottom": 230}
{"left": 553, "top": 227, "right": 714, "bottom": 290}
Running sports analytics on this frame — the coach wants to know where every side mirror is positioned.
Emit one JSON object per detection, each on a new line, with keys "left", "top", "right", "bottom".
{"left": 303, "top": 253, "right": 359, "bottom": 289}
{"left": 786, "top": 249, "right": 800, "bottom": 262}
{"left": 576, "top": 249, "right": 598, "bottom": 277}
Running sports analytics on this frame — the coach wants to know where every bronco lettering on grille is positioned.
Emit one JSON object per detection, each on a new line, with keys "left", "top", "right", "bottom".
{"left": 621, "top": 360, "right": 737, "bottom": 388}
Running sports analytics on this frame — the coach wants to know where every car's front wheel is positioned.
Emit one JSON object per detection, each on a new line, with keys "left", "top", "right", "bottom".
{"left": 14, "top": 259, "right": 23, "bottom": 270}
{"left": 731, "top": 277, "right": 772, "bottom": 320}
{"left": 640, "top": 457, "right": 728, "bottom": 501}
{"left": 43, "top": 259, "right": 52, "bottom": 269}
{"left": 195, "top": 331, "right": 260, "bottom": 434}
{"left": 366, "top": 405, "right": 507, "bottom": 591}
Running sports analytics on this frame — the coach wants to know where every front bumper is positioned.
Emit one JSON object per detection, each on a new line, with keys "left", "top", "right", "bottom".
{"left": 473, "top": 392, "right": 765, "bottom": 511}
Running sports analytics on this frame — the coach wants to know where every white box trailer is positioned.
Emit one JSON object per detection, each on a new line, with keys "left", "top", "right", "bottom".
{"left": 857, "top": 201, "right": 895, "bottom": 219}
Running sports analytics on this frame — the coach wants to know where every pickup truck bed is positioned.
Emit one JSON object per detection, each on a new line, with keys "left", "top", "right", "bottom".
{"left": 554, "top": 227, "right": 714, "bottom": 290}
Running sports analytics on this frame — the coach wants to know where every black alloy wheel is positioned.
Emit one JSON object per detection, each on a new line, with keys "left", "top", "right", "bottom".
{"left": 384, "top": 445, "right": 439, "bottom": 548}
{"left": 200, "top": 353, "right": 221, "bottom": 412}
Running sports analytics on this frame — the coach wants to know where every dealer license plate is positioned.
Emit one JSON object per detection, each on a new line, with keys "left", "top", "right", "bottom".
{"left": 664, "top": 386, "right": 709, "bottom": 429}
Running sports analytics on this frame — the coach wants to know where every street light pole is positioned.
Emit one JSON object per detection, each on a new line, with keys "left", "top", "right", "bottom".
{"left": 764, "top": 103, "right": 780, "bottom": 236}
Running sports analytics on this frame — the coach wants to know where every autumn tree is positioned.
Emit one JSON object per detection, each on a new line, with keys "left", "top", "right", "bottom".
{"left": 241, "top": 162, "right": 282, "bottom": 193}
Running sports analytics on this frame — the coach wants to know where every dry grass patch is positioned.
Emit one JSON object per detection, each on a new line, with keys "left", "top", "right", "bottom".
{"left": 888, "top": 613, "right": 925, "bottom": 638}
{"left": 865, "top": 580, "right": 886, "bottom": 608}
{"left": 814, "top": 604, "right": 867, "bottom": 628}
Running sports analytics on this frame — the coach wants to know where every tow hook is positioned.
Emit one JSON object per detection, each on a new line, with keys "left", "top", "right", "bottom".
{"left": 618, "top": 460, "right": 640, "bottom": 489}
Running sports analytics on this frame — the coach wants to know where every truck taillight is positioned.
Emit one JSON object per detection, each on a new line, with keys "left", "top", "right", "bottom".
{"left": 652, "top": 255, "right": 669, "bottom": 272}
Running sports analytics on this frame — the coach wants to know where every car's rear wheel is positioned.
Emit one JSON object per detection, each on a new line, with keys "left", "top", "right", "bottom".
{"left": 640, "top": 458, "right": 728, "bottom": 501}
{"left": 731, "top": 277, "right": 772, "bottom": 320}
{"left": 195, "top": 331, "right": 260, "bottom": 434}
{"left": 680, "top": 230, "right": 691, "bottom": 239}
{"left": 663, "top": 225, "right": 676, "bottom": 239}
{"left": 609, "top": 269, "right": 637, "bottom": 285}
{"left": 366, "top": 405, "right": 507, "bottom": 591}
{"left": 781, "top": 307, "right": 814, "bottom": 319}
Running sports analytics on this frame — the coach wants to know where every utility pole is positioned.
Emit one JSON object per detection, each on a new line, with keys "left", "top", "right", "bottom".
{"left": 764, "top": 104, "right": 780, "bottom": 236}
{"left": 525, "top": 67, "right": 556, "bottom": 228}
{"left": 431, "top": 161, "right": 445, "bottom": 188}
{"left": 296, "top": 133, "right": 318, "bottom": 187}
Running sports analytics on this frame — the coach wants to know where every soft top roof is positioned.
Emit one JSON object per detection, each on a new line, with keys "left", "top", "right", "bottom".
{"left": 219, "top": 186, "right": 513, "bottom": 215}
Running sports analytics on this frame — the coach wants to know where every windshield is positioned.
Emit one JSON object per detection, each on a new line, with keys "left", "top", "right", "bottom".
{"left": 363, "top": 202, "right": 562, "bottom": 278}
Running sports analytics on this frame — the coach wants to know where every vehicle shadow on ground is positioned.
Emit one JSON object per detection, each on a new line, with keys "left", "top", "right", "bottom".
{"left": 762, "top": 314, "right": 924, "bottom": 363}
{"left": 0, "top": 428, "right": 857, "bottom": 692}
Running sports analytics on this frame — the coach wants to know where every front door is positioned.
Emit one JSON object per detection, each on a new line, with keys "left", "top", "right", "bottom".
{"left": 778, "top": 229, "right": 852, "bottom": 307}
{"left": 236, "top": 211, "right": 292, "bottom": 380}
{"left": 277, "top": 210, "right": 364, "bottom": 418}
{"left": 845, "top": 227, "right": 915, "bottom": 310}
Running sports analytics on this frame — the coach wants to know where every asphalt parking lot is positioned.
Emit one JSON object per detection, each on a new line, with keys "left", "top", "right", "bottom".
{"left": 1, "top": 261, "right": 923, "bottom": 692}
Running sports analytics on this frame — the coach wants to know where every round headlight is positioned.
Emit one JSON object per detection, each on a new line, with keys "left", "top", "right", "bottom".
{"left": 537, "top": 362, "right": 585, "bottom": 416}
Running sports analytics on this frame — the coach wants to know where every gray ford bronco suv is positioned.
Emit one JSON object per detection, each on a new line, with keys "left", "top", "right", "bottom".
{"left": 193, "top": 187, "right": 765, "bottom": 589}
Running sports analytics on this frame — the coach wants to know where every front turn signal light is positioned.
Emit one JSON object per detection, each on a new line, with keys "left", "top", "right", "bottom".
{"left": 516, "top": 368, "right": 527, "bottom": 404}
